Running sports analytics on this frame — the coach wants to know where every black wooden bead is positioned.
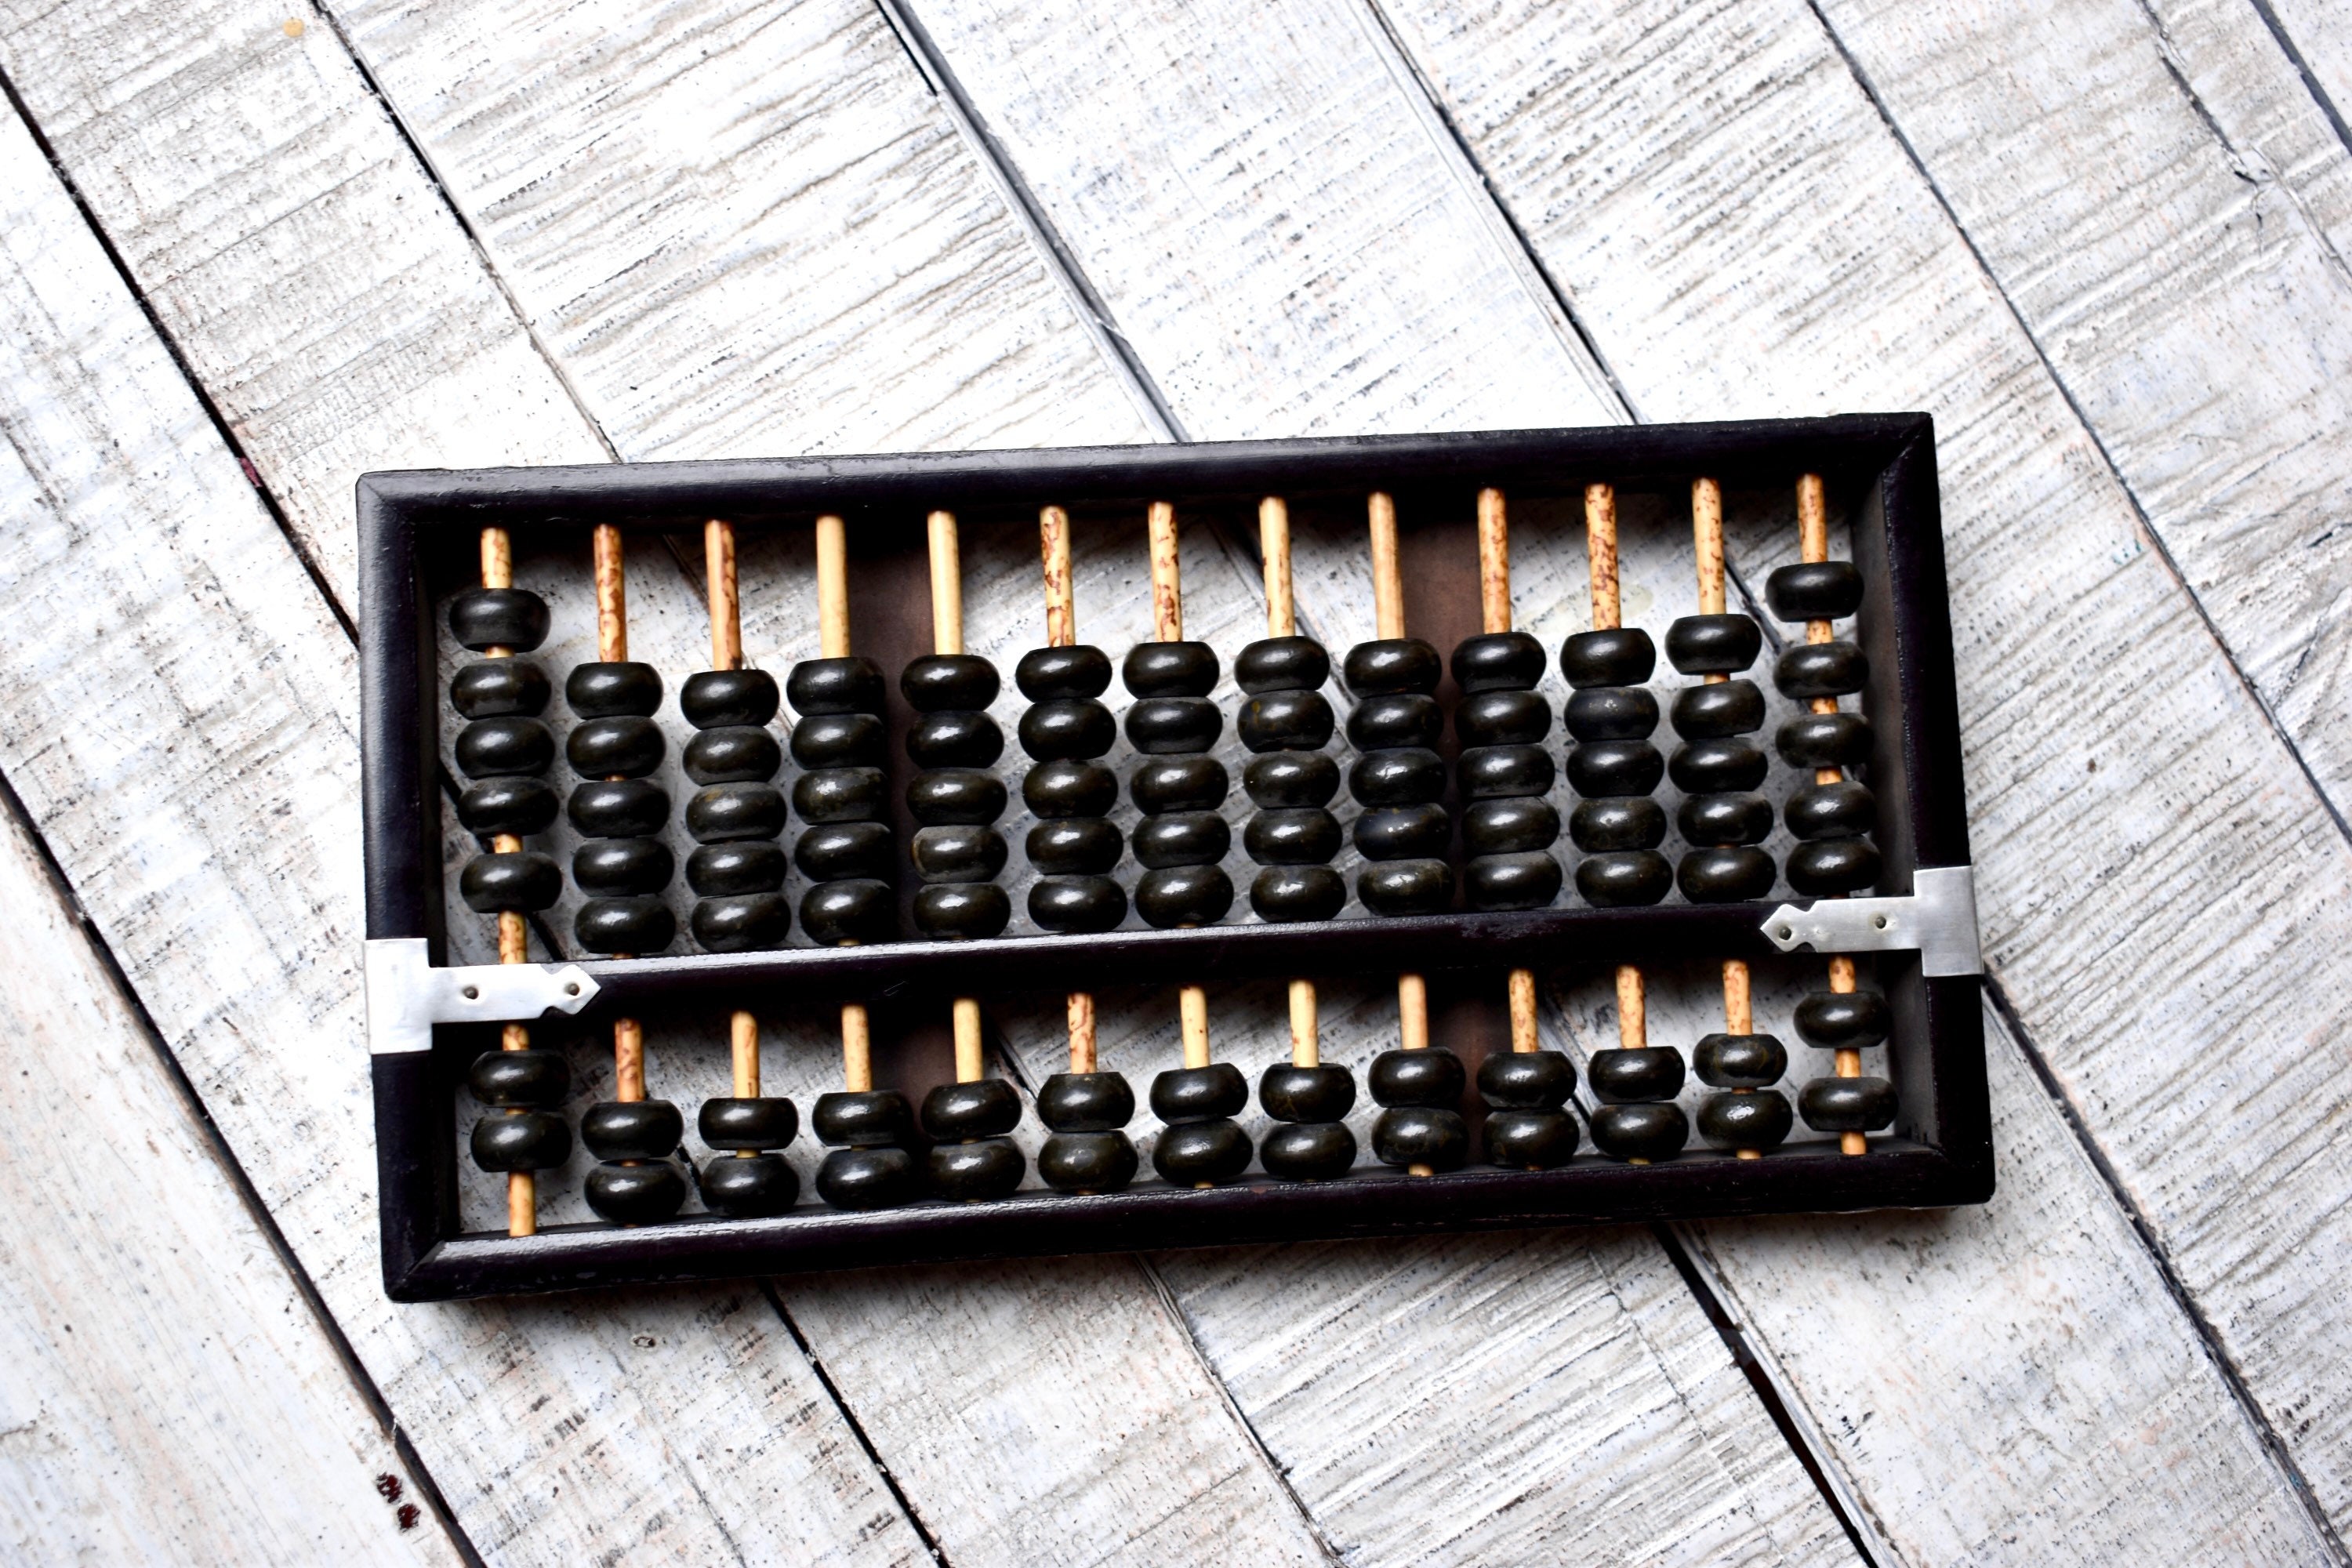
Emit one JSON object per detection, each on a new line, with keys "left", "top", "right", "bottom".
{"left": 908, "top": 768, "right": 1008, "bottom": 826}
{"left": 1260, "top": 1121, "right": 1356, "bottom": 1180}
{"left": 1153, "top": 1120, "right": 1252, "bottom": 1185}
{"left": 1561, "top": 628, "right": 1656, "bottom": 688}
{"left": 1135, "top": 864, "right": 1233, "bottom": 927}
{"left": 1766, "top": 561, "right": 1864, "bottom": 622}
{"left": 1371, "top": 1107, "right": 1469, "bottom": 1171}
{"left": 786, "top": 656, "right": 885, "bottom": 716}
{"left": 1788, "top": 837, "right": 1881, "bottom": 896}
{"left": 1244, "top": 750, "right": 1340, "bottom": 808}
{"left": 1152, "top": 1063, "right": 1248, "bottom": 1123}
{"left": 1577, "top": 850, "right": 1672, "bottom": 907}
{"left": 1259, "top": 1064, "right": 1356, "bottom": 1122}
{"left": 687, "top": 782, "right": 786, "bottom": 843}
{"left": 1484, "top": 1110, "right": 1579, "bottom": 1169}
{"left": 922, "top": 1079, "right": 1022, "bottom": 1141}
{"left": 1030, "top": 875, "right": 1127, "bottom": 933}
{"left": 1016, "top": 644, "right": 1113, "bottom": 701}
{"left": 794, "top": 821, "right": 894, "bottom": 881}
{"left": 1343, "top": 637, "right": 1442, "bottom": 697}
{"left": 459, "top": 851, "right": 562, "bottom": 913}
{"left": 699, "top": 1153, "right": 798, "bottom": 1217}
{"left": 912, "top": 883, "right": 1011, "bottom": 939}
{"left": 791, "top": 712, "right": 886, "bottom": 769}
{"left": 1695, "top": 1033, "right": 1788, "bottom": 1088}
{"left": 1451, "top": 630, "right": 1546, "bottom": 693}
{"left": 1348, "top": 747, "right": 1446, "bottom": 807}
{"left": 1698, "top": 1091, "right": 1793, "bottom": 1151}
{"left": 1027, "top": 818, "right": 1122, "bottom": 876}
{"left": 1787, "top": 780, "right": 1875, "bottom": 840}
{"left": 1479, "top": 1050, "right": 1576, "bottom": 1109}
{"left": 793, "top": 766, "right": 888, "bottom": 824}
{"left": 1359, "top": 859, "right": 1453, "bottom": 915}
{"left": 1133, "top": 811, "right": 1229, "bottom": 869}
{"left": 913, "top": 824, "right": 1007, "bottom": 882}
{"left": 568, "top": 779, "right": 669, "bottom": 837}
{"left": 450, "top": 588, "right": 550, "bottom": 653}
{"left": 1355, "top": 803, "right": 1451, "bottom": 860}
{"left": 1462, "top": 797, "right": 1561, "bottom": 856}
{"left": 691, "top": 892, "right": 791, "bottom": 952}
{"left": 1244, "top": 807, "right": 1341, "bottom": 865}
{"left": 1024, "top": 758, "right": 1119, "bottom": 818}
{"left": 1566, "top": 739, "right": 1664, "bottom": 797}
{"left": 452, "top": 659, "right": 550, "bottom": 719}
{"left": 907, "top": 710, "right": 1004, "bottom": 769}
{"left": 815, "top": 1147, "right": 920, "bottom": 1210}
{"left": 1236, "top": 636, "right": 1330, "bottom": 694}
{"left": 1588, "top": 1102, "right": 1689, "bottom": 1160}
{"left": 1665, "top": 614, "right": 1763, "bottom": 675}
{"left": 699, "top": 1095, "right": 799, "bottom": 1152}
{"left": 1370, "top": 1047, "right": 1465, "bottom": 1108}
{"left": 1775, "top": 641, "right": 1867, "bottom": 699}
{"left": 1464, "top": 852, "right": 1561, "bottom": 910}
{"left": 1457, "top": 689, "right": 1552, "bottom": 747}
{"left": 1239, "top": 689, "right": 1334, "bottom": 752}
{"left": 1678, "top": 847, "right": 1776, "bottom": 903}
{"left": 681, "top": 668, "right": 780, "bottom": 728}
{"left": 1565, "top": 687, "right": 1660, "bottom": 742}
{"left": 575, "top": 895, "right": 675, "bottom": 953}
{"left": 1588, "top": 1047, "right": 1686, "bottom": 1102}
{"left": 812, "top": 1089, "right": 913, "bottom": 1147}
{"left": 1019, "top": 699, "right": 1117, "bottom": 762}
{"left": 567, "top": 661, "right": 662, "bottom": 719}
{"left": 470, "top": 1111, "right": 571, "bottom": 1172}
{"left": 1795, "top": 989, "right": 1891, "bottom": 1050}
{"left": 928, "top": 1138, "right": 1025, "bottom": 1202}
{"left": 585, "top": 1161, "right": 688, "bottom": 1224}
{"left": 457, "top": 717, "right": 555, "bottom": 779}
{"left": 1347, "top": 693, "right": 1443, "bottom": 751}
{"left": 470, "top": 1049, "right": 572, "bottom": 1109}
{"left": 800, "top": 880, "right": 896, "bottom": 945}
{"left": 1679, "top": 792, "right": 1772, "bottom": 847}
{"left": 1038, "top": 1131, "right": 1138, "bottom": 1192}
{"left": 901, "top": 653, "right": 999, "bottom": 713}
{"left": 583, "top": 1099, "right": 684, "bottom": 1161}
{"left": 1251, "top": 865, "right": 1346, "bottom": 921}
{"left": 568, "top": 716, "right": 663, "bottom": 779}
{"left": 573, "top": 836, "right": 673, "bottom": 896}
{"left": 1777, "top": 712, "right": 1875, "bottom": 768}
{"left": 1037, "top": 1071, "right": 1134, "bottom": 1132}
{"left": 1131, "top": 756, "right": 1229, "bottom": 814}
{"left": 1460, "top": 744, "right": 1555, "bottom": 801}
{"left": 1124, "top": 640, "right": 1219, "bottom": 698}
{"left": 1570, "top": 797, "right": 1666, "bottom": 851}
{"left": 1799, "top": 1076, "right": 1897, "bottom": 1132}
{"left": 1126, "top": 695, "right": 1223, "bottom": 754}
{"left": 1670, "top": 680, "right": 1766, "bottom": 740}
{"left": 1671, "top": 738, "right": 1769, "bottom": 793}
{"left": 684, "top": 725, "right": 782, "bottom": 785}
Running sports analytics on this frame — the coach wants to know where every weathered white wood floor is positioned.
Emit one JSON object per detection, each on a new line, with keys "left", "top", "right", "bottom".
{"left": 0, "top": 0, "right": 2346, "bottom": 1561}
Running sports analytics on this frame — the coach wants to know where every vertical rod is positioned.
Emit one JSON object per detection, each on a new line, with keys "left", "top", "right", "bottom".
{"left": 1477, "top": 486, "right": 1511, "bottom": 636}
{"left": 1693, "top": 477, "right": 1763, "bottom": 1158}
{"left": 1260, "top": 496, "right": 1294, "bottom": 638}
{"left": 1288, "top": 979, "right": 1319, "bottom": 1069}
{"left": 731, "top": 1011, "right": 760, "bottom": 1098}
{"left": 1042, "top": 505, "right": 1094, "bottom": 1069}
{"left": 1398, "top": 973, "right": 1432, "bottom": 1176}
{"left": 928, "top": 510, "right": 964, "bottom": 657}
{"left": 1179, "top": 986, "right": 1210, "bottom": 1070}
{"left": 1584, "top": 484, "right": 1621, "bottom": 632}
{"left": 706, "top": 519, "right": 762, "bottom": 1137}
{"left": 842, "top": 1004, "right": 873, "bottom": 1093}
{"left": 593, "top": 524, "right": 628, "bottom": 663}
{"left": 481, "top": 525, "right": 535, "bottom": 1237}
{"left": 816, "top": 514, "right": 851, "bottom": 659}
{"left": 1368, "top": 492, "right": 1405, "bottom": 639}
{"left": 953, "top": 999, "right": 985, "bottom": 1084}
{"left": 1148, "top": 500, "right": 1182, "bottom": 641}
{"left": 1508, "top": 970, "right": 1540, "bottom": 1054}
{"left": 1799, "top": 474, "right": 1867, "bottom": 1156}
{"left": 1067, "top": 993, "right": 1098, "bottom": 1074}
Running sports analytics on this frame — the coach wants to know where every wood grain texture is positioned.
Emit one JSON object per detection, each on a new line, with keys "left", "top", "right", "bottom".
{"left": 1374, "top": 0, "right": 2352, "bottom": 1544}
{"left": 2259, "top": 0, "right": 2352, "bottom": 143}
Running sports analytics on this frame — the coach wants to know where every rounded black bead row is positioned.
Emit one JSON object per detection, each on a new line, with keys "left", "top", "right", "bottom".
{"left": 1453, "top": 631, "right": 1561, "bottom": 911}
{"left": 1123, "top": 640, "right": 1233, "bottom": 929}
{"left": 1563, "top": 630, "right": 1671, "bottom": 909}
{"left": 565, "top": 657, "right": 675, "bottom": 955}
{"left": 1368, "top": 1047, "right": 1469, "bottom": 1172}
{"left": 923, "top": 1078, "right": 1024, "bottom": 1201}
{"left": 696, "top": 1094, "right": 800, "bottom": 1218}
{"left": 903, "top": 655, "right": 1011, "bottom": 942}
{"left": 1035, "top": 1069, "right": 1140, "bottom": 1193}
{"left": 812, "top": 1087, "right": 920, "bottom": 1210}
{"left": 466, "top": 1047, "right": 572, "bottom": 1177}
{"left": 1793, "top": 989, "right": 1899, "bottom": 1138}
{"left": 1152, "top": 1064, "right": 1253, "bottom": 1185}
{"left": 681, "top": 668, "right": 790, "bottom": 953}
{"left": 1236, "top": 636, "right": 1345, "bottom": 923}
{"left": 449, "top": 589, "right": 563, "bottom": 920}
{"left": 582, "top": 1098, "right": 689, "bottom": 1224}
{"left": 1258, "top": 1063, "right": 1356, "bottom": 1181}
{"left": 1665, "top": 615, "right": 1777, "bottom": 905}
{"left": 1344, "top": 637, "right": 1452, "bottom": 916}
{"left": 1693, "top": 1033, "right": 1794, "bottom": 1152}
{"left": 787, "top": 656, "right": 898, "bottom": 946}
{"left": 1766, "top": 563, "right": 1882, "bottom": 898}
{"left": 1478, "top": 1051, "right": 1580, "bottom": 1169}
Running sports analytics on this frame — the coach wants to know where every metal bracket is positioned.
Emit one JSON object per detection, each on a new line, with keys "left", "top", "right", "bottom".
{"left": 1759, "top": 864, "right": 1983, "bottom": 977}
{"left": 365, "top": 937, "right": 601, "bottom": 1054}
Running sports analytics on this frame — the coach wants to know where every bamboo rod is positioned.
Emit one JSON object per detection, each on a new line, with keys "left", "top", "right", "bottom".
{"left": 1260, "top": 496, "right": 1294, "bottom": 638}
{"left": 1398, "top": 973, "right": 1432, "bottom": 1176}
{"left": 593, "top": 524, "right": 627, "bottom": 663}
{"left": 1289, "top": 980, "right": 1319, "bottom": 1069}
{"left": 1478, "top": 487, "right": 1512, "bottom": 635}
{"left": 1041, "top": 506, "right": 1095, "bottom": 1069}
{"left": 953, "top": 999, "right": 985, "bottom": 1084}
{"left": 1584, "top": 484, "right": 1621, "bottom": 632}
{"left": 1148, "top": 500, "right": 1182, "bottom": 641}
{"left": 1800, "top": 473, "right": 1868, "bottom": 1156}
{"left": 1369, "top": 492, "right": 1404, "bottom": 639}
{"left": 731, "top": 1011, "right": 759, "bottom": 1098}
{"left": 842, "top": 1004, "right": 873, "bottom": 1093}
{"left": 928, "top": 510, "right": 963, "bottom": 657}
{"left": 1068, "top": 992, "right": 1098, "bottom": 1074}
{"left": 1179, "top": 986, "right": 1210, "bottom": 1070}
{"left": 816, "top": 514, "right": 850, "bottom": 659}
{"left": 481, "top": 525, "right": 535, "bottom": 1236}
{"left": 706, "top": 520, "right": 740, "bottom": 670}
{"left": 1508, "top": 969, "right": 1539, "bottom": 1054}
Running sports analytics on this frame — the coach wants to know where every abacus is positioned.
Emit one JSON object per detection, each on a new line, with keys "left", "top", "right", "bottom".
{"left": 361, "top": 416, "right": 1989, "bottom": 1301}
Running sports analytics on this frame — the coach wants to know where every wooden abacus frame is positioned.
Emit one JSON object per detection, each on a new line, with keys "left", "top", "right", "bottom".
{"left": 360, "top": 414, "right": 1988, "bottom": 1302}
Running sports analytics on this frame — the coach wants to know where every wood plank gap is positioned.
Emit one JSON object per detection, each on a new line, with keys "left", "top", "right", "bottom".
{"left": 2245, "top": 0, "right": 2352, "bottom": 161}
{"left": 1980, "top": 971, "right": 2352, "bottom": 1566}
{"left": 0, "top": 760, "right": 485, "bottom": 1568}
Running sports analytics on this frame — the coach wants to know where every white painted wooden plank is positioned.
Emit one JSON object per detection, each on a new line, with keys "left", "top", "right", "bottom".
{"left": 1374, "top": 0, "right": 2352, "bottom": 1547}
{"left": 0, "top": 94, "right": 934, "bottom": 1568}
{"left": 0, "top": 785, "right": 462, "bottom": 1563}
{"left": 2258, "top": 0, "right": 2352, "bottom": 148}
